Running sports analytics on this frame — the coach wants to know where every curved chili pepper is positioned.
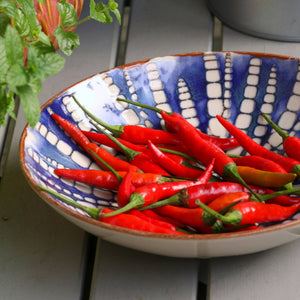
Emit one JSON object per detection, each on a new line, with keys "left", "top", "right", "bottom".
{"left": 141, "top": 209, "right": 185, "bottom": 228}
{"left": 54, "top": 169, "right": 173, "bottom": 191}
{"left": 102, "top": 159, "right": 215, "bottom": 217}
{"left": 100, "top": 208, "right": 186, "bottom": 234}
{"left": 236, "top": 166, "right": 297, "bottom": 188}
{"left": 117, "top": 169, "right": 136, "bottom": 207}
{"left": 261, "top": 113, "right": 300, "bottom": 161}
{"left": 73, "top": 95, "right": 182, "bottom": 145}
{"left": 91, "top": 121, "right": 170, "bottom": 176}
{"left": 153, "top": 192, "right": 249, "bottom": 233}
{"left": 232, "top": 155, "right": 287, "bottom": 173}
{"left": 83, "top": 131, "right": 191, "bottom": 166}
{"left": 147, "top": 140, "right": 204, "bottom": 179}
{"left": 51, "top": 114, "right": 139, "bottom": 172}
{"left": 116, "top": 97, "right": 240, "bottom": 151}
{"left": 154, "top": 205, "right": 209, "bottom": 233}
{"left": 197, "top": 200, "right": 300, "bottom": 230}
{"left": 161, "top": 111, "right": 261, "bottom": 201}
{"left": 128, "top": 209, "right": 178, "bottom": 232}
{"left": 38, "top": 185, "right": 186, "bottom": 235}
{"left": 180, "top": 182, "right": 300, "bottom": 208}
{"left": 216, "top": 115, "right": 300, "bottom": 175}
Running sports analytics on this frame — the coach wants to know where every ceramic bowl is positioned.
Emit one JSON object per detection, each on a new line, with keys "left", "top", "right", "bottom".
{"left": 20, "top": 51, "right": 300, "bottom": 258}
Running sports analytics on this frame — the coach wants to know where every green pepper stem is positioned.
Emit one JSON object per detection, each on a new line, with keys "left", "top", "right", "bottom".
{"left": 90, "top": 120, "right": 139, "bottom": 161}
{"left": 157, "top": 147, "right": 199, "bottom": 162}
{"left": 202, "top": 200, "right": 243, "bottom": 226}
{"left": 195, "top": 199, "right": 242, "bottom": 226}
{"left": 101, "top": 193, "right": 145, "bottom": 217}
{"left": 38, "top": 185, "right": 100, "bottom": 219}
{"left": 72, "top": 95, "right": 123, "bottom": 137}
{"left": 88, "top": 149, "right": 122, "bottom": 183}
{"left": 259, "top": 187, "right": 300, "bottom": 201}
{"left": 139, "top": 192, "right": 182, "bottom": 210}
{"left": 261, "top": 113, "right": 289, "bottom": 140}
{"left": 224, "top": 162, "right": 262, "bottom": 202}
{"left": 116, "top": 97, "right": 171, "bottom": 115}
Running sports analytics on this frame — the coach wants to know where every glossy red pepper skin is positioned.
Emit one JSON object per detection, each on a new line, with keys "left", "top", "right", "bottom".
{"left": 181, "top": 182, "right": 299, "bottom": 208}
{"left": 128, "top": 209, "right": 178, "bottom": 232}
{"left": 283, "top": 136, "right": 300, "bottom": 161}
{"left": 171, "top": 112, "right": 239, "bottom": 151}
{"left": 154, "top": 205, "right": 209, "bottom": 233}
{"left": 117, "top": 169, "right": 136, "bottom": 208}
{"left": 141, "top": 209, "right": 185, "bottom": 228}
{"left": 162, "top": 111, "right": 233, "bottom": 176}
{"left": 216, "top": 115, "right": 300, "bottom": 175}
{"left": 232, "top": 155, "right": 287, "bottom": 173}
{"left": 103, "top": 160, "right": 215, "bottom": 217}
{"left": 147, "top": 140, "right": 204, "bottom": 179}
{"left": 208, "top": 192, "right": 250, "bottom": 212}
{"left": 100, "top": 208, "right": 186, "bottom": 235}
{"left": 261, "top": 113, "right": 300, "bottom": 162}
{"left": 51, "top": 114, "right": 139, "bottom": 172}
{"left": 222, "top": 202, "right": 300, "bottom": 226}
{"left": 154, "top": 192, "right": 250, "bottom": 233}
{"left": 54, "top": 169, "right": 170, "bottom": 191}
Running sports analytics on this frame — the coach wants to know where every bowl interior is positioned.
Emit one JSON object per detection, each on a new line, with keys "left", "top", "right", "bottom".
{"left": 20, "top": 51, "right": 300, "bottom": 234}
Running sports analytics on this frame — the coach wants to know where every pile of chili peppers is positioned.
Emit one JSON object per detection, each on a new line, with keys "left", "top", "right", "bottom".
{"left": 39, "top": 96, "right": 300, "bottom": 235}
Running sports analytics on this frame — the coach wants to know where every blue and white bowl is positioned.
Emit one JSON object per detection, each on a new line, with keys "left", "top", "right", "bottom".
{"left": 20, "top": 52, "right": 300, "bottom": 258}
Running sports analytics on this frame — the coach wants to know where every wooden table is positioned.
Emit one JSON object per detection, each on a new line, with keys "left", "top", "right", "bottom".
{"left": 1, "top": 1, "right": 300, "bottom": 299}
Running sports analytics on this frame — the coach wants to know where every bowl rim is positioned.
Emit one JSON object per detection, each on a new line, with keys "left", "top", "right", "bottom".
{"left": 19, "top": 50, "right": 300, "bottom": 241}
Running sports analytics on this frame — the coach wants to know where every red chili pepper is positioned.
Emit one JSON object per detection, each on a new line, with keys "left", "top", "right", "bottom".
{"left": 161, "top": 111, "right": 261, "bottom": 201}
{"left": 180, "top": 182, "right": 300, "bottom": 208}
{"left": 147, "top": 140, "right": 204, "bottom": 179}
{"left": 116, "top": 97, "right": 239, "bottom": 151}
{"left": 170, "top": 112, "right": 239, "bottom": 151}
{"left": 51, "top": 114, "right": 139, "bottom": 172}
{"left": 232, "top": 155, "right": 287, "bottom": 173}
{"left": 128, "top": 209, "right": 178, "bottom": 232}
{"left": 154, "top": 205, "right": 209, "bottom": 233}
{"left": 141, "top": 209, "right": 185, "bottom": 228}
{"left": 91, "top": 121, "right": 170, "bottom": 175}
{"left": 261, "top": 113, "right": 300, "bottom": 162}
{"left": 153, "top": 192, "right": 249, "bottom": 233}
{"left": 100, "top": 208, "right": 186, "bottom": 234}
{"left": 102, "top": 159, "right": 215, "bottom": 217}
{"left": 208, "top": 192, "right": 250, "bottom": 212}
{"left": 38, "top": 185, "right": 186, "bottom": 235}
{"left": 197, "top": 200, "right": 300, "bottom": 230}
{"left": 216, "top": 115, "right": 300, "bottom": 175}
{"left": 82, "top": 131, "right": 147, "bottom": 152}
{"left": 117, "top": 169, "right": 136, "bottom": 208}
{"left": 73, "top": 95, "right": 182, "bottom": 145}
{"left": 54, "top": 169, "right": 173, "bottom": 191}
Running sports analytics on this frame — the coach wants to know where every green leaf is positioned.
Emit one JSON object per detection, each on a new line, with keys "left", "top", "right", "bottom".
{"left": 40, "top": 52, "right": 65, "bottom": 78}
{"left": 0, "top": 0, "right": 18, "bottom": 18}
{"left": 0, "top": 88, "right": 16, "bottom": 126}
{"left": 108, "top": 0, "right": 121, "bottom": 24}
{"left": 17, "top": 0, "right": 39, "bottom": 33}
{"left": 36, "top": 29, "right": 51, "bottom": 46}
{"left": 14, "top": 8, "right": 31, "bottom": 37}
{"left": 0, "top": 12, "right": 10, "bottom": 34}
{"left": 5, "top": 90, "right": 16, "bottom": 120}
{"left": 6, "top": 64, "right": 28, "bottom": 88}
{"left": 57, "top": 0, "right": 78, "bottom": 27}
{"left": 54, "top": 25, "right": 79, "bottom": 56}
{"left": 4, "top": 25, "right": 24, "bottom": 66}
{"left": 90, "top": 0, "right": 113, "bottom": 23}
{"left": 17, "top": 85, "right": 40, "bottom": 127}
{"left": 0, "top": 36, "right": 9, "bottom": 82}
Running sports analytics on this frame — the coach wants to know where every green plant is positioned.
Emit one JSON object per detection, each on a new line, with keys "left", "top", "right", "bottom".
{"left": 0, "top": 0, "right": 120, "bottom": 127}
